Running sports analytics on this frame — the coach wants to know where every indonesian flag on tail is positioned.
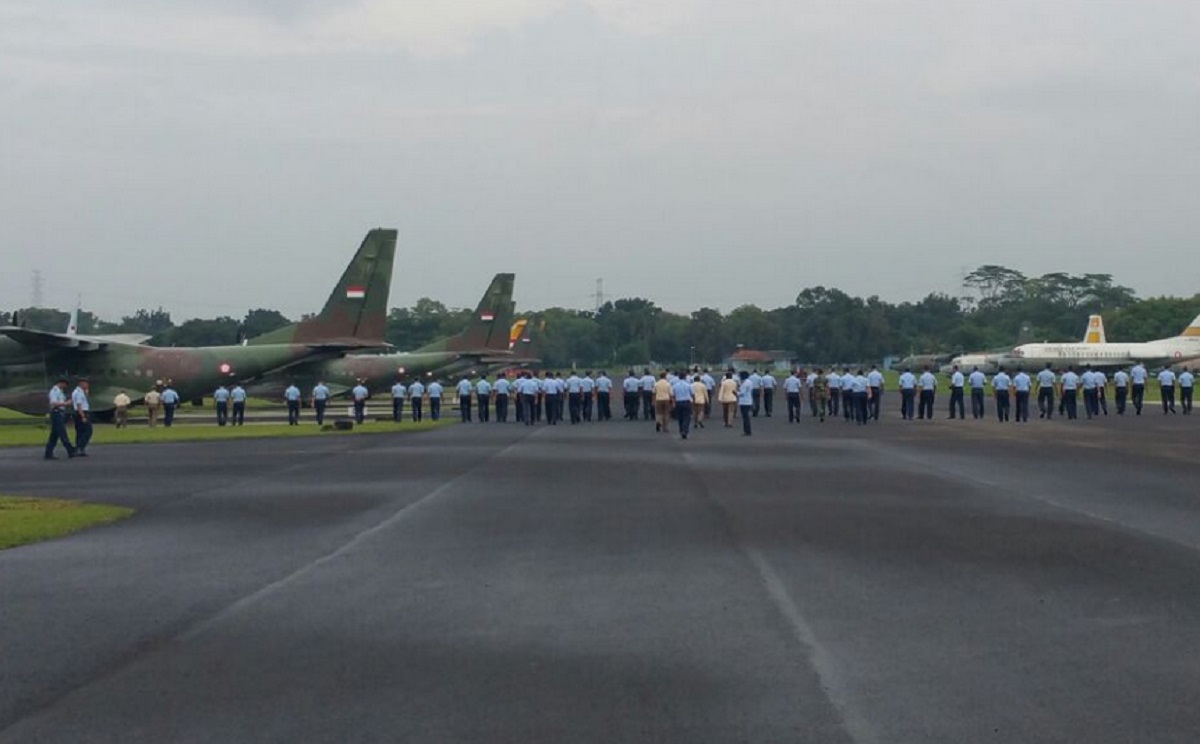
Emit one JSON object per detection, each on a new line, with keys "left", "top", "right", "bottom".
{"left": 346, "top": 285, "right": 366, "bottom": 300}
{"left": 480, "top": 312, "right": 495, "bottom": 322}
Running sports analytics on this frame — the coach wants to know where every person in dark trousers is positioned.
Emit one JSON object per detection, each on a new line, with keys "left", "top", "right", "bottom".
{"left": 947, "top": 366, "right": 965, "bottom": 419}
{"left": 917, "top": 367, "right": 937, "bottom": 420}
{"left": 391, "top": 380, "right": 407, "bottom": 422}
{"left": 1036, "top": 365, "right": 1056, "bottom": 419}
{"left": 44, "top": 378, "right": 76, "bottom": 460}
{"left": 70, "top": 378, "right": 93, "bottom": 456}
{"left": 1130, "top": 363, "right": 1148, "bottom": 415}
{"left": 312, "top": 381, "right": 330, "bottom": 425}
{"left": 737, "top": 371, "right": 754, "bottom": 436}
{"left": 494, "top": 375, "right": 510, "bottom": 422}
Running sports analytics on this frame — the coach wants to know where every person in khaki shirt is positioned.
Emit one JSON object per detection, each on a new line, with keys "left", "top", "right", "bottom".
{"left": 653, "top": 372, "right": 672, "bottom": 433}
{"left": 717, "top": 371, "right": 739, "bottom": 428}
{"left": 691, "top": 375, "right": 710, "bottom": 428}
{"left": 113, "top": 390, "right": 132, "bottom": 429}
{"left": 143, "top": 388, "right": 162, "bottom": 428}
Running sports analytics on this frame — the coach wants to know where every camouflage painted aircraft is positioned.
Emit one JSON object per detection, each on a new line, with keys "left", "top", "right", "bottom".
{"left": 249, "top": 273, "right": 518, "bottom": 397}
{"left": 0, "top": 228, "right": 397, "bottom": 415}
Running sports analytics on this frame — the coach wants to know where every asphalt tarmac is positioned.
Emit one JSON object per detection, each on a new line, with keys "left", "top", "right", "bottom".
{"left": 2, "top": 403, "right": 1200, "bottom": 743}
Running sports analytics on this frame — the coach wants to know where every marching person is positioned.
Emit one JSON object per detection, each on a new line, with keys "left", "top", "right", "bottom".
{"left": 992, "top": 368, "right": 1012, "bottom": 423}
{"left": 161, "top": 383, "right": 180, "bottom": 427}
{"left": 1080, "top": 366, "right": 1097, "bottom": 420}
{"left": 1130, "top": 362, "right": 1148, "bottom": 415}
{"left": 968, "top": 366, "right": 987, "bottom": 420}
{"left": 784, "top": 369, "right": 803, "bottom": 423}
{"left": 1013, "top": 367, "right": 1032, "bottom": 422}
{"left": 428, "top": 379, "right": 444, "bottom": 421}
{"left": 519, "top": 373, "right": 537, "bottom": 426}
{"left": 640, "top": 368, "right": 656, "bottom": 421}
{"left": 1060, "top": 366, "right": 1080, "bottom": 420}
{"left": 1159, "top": 367, "right": 1177, "bottom": 414}
{"left": 1112, "top": 368, "right": 1129, "bottom": 415}
{"left": 917, "top": 366, "right": 937, "bottom": 421}
{"left": 230, "top": 384, "right": 247, "bottom": 426}
{"left": 701, "top": 369, "right": 715, "bottom": 420}
{"left": 672, "top": 372, "right": 695, "bottom": 439}
{"left": 566, "top": 371, "right": 583, "bottom": 424}
{"left": 738, "top": 371, "right": 755, "bottom": 436}
{"left": 409, "top": 378, "right": 426, "bottom": 422}
{"left": 653, "top": 371, "right": 672, "bottom": 433}
{"left": 759, "top": 370, "right": 776, "bottom": 417}
{"left": 842, "top": 367, "right": 855, "bottom": 422}
{"left": 1094, "top": 369, "right": 1109, "bottom": 415}
{"left": 44, "top": 377, "right": 76, "bottom": 460}
{"left": 214, "top": 384, "right": 230, "bottom": 426}
{"left": 1036, "top": 364, "right": 1056, "bottom": 419}
{"left": 898, "top": 367, "right": 916, "bottom": 420}
{"left": 851, "top": 369, "right": 870, "bottom": 425}
{"left": 749, "top": 369, "right": 763, "bottom": 417}
{"left": 312, "top": 380, "right": 331, "bottom": 425}
{"left": 622, "top": 370, "right": 639, "bottom": 420}
{"left": 476, "top": 376, "right": 492, "bottom": 423}
{"left": 391, "top": 378, "right": 407, "bottom": 422}
{"left": 71, "top": 378, "right": 93, "bottom": 456}
{"left": 868, "top": 364, "right": 884, "bottom": 421}
{"left": 812, "top": 369, "right": 828, "bottom": 422}
{"left": 284, "top": 383, "right": 302, "bottom": 425}
{"left": 1181, "top": 367, "right": 1194, "bottom": 414}
{"left": 494, "top": 373, "right": 510, "bottom": 422}
{"left": 718, "top": 370, "right": 738, "bottom": 428}
{"left": 947, "top": 365, "right": 965, "bottom": 419}
{"left": 456, "top": 377, "right": 473, "bottom": 422}
{"left": 581, "top": 372, "right": 596, "bottom": 421}
{"left": 351, "top": 379, "right": 369, "bottom": 424}
{"left": 144, "top": 386, "right": 162, "bottom": 428}
{"left": 595, "top": 371, "right": 613, "bottom": 421}
{"left": 691, "top": 373, "right": 709, "bottom": 429}
{"left": 825, "top": 369, "right": 841, "bottom": 418}
{"left": 113, "top": 389, "right": 131, "bottom": 429}
{"left": 806, "top": 369, "right": 820, "bottom": 417}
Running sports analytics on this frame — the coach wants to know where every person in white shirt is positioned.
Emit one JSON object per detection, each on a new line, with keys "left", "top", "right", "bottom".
{"left": 1036, "top": 364, "right": 1056, "bottom": 420}
{"left": 1130, "top": 363, "right": 1148, "bottom": 415}
{"left": 566, "top": 372, "right": 583, "bottom": 424}
{"left": 898, "top": 367, "right": 917, "bottom": 420}
{"left": 991, "top": 369, "right": 1012, "bottom": 422}
{"left": 825, "top": 371, "right": 842, "bottom": 418}
{"left": 671, "top": 372, "right": 695, "bottom": 439}
{"left": 409, "top": 380, "right": 426, "bottom": 422}
{"left": 1093, "top": 370, "right": 1109, "bottom": 416}
{"left": 737, "top": 371, "right": 755, "bottom": 436}
{"left": 45, "top": 378, "right": 77, "bottom": 460}
{"left": 851, "top": 370, "right": 870, "bottom": 425}
{"left": 456, "top": 377, "right": 474, "bottom": 422}
{"left": 783, "top": 371, "right": 803, "bottom": 423}
{"left": 1158, "top": 368, "right": 1177, "bottom": 414}
{"left": 917, "top": 367, "right": 937, "bottom": 421}
{"left": 71, "top": 379, "right": 93, "bottom": 455}
{"left": 1112, "top": 368, "right": 1130, "bottom": 415}
{"left": 580, "top": 372, "right": 596, "bottom": 421}
{"left": 476, "top": 377, "right": 493, "bottom": 423}
{"left": 748, "top": 371, "right": 763, "bottom": 417}
{"left": 494, "top": 374, "right": 511, "bottom": 423}
{"left": 947, "top": 365, "right": 965, "bottom": 420}
{"left": 622, "top": 371, "right": 640, "bottom": 421}
{"left": 639, "top": 369, "right": 656, "bottom": 421}
{"left": 1013, "top": 368, "right": 1032, "bottom": 423}
{"left": 391, "top": 380, "right": 407, "bottom": 422}
{"left": 1060, "top": 367, "right": 1080, "bottom": 420}
{"left": 968, "top": 367, "right": 987, "bottom": 419}
{"left": 867, "top": 365, "right": 885, "bottom": 421}
{"left": 1180, "top": 368, "right": 1194, "bottom": 414}
{"left": 1080, "top": 366, "right": 1098, "bottom": 420}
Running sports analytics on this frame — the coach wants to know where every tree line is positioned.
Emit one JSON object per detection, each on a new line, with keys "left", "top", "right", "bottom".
{"left": 9, "top": 266, "right": 1200, "bottom": 368}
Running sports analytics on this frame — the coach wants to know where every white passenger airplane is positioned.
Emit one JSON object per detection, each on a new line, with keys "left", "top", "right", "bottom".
{"left": 989, "top": 314, "right": 1200, "bottom": 371}
{"left": 945, "top": 315, "right": 1106, "bottom": 374}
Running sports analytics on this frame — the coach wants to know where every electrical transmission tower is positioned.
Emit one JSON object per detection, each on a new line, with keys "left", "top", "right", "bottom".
{"left": 31, "top": 270, "right": 44, "bottom": 308}
{"left": 592, "top": 278, "right": 605, "bottom": 313}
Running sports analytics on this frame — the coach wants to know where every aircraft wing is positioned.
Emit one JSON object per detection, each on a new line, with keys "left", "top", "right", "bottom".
{"left": 0, "top": 326, "right": 113, "bottom": 351}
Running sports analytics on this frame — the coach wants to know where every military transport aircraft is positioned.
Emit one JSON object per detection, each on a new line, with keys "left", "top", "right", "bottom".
{"left": 988, "top": 313, "right": 1200, "bottom": 371}
{"left": 248, "top": 272, "right": 518, "bottom": 397}
{"left": 944, "top": 316, "right": 1106, "bottom": 374}
{"left": 0, "top": 228, "right": 397, "bottom": 415}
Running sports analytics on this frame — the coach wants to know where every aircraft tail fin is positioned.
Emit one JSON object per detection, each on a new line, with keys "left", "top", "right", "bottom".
{"left": 1181, "top": 313, "right": 1200, "bottom": 338}
{"left": 65, "top": 302, "right": 79, "bottom": 336}
{"left": 425, "top": 273, "right": 514, "bottom": 353}
{"left": 1083, "top": 315, "right": 1106, "bottom": 344}
{"left": 249, "top": 228, "right": 397, "bottom": 346}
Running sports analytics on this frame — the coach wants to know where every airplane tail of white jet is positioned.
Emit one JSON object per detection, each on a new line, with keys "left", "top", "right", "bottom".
{"left": 1083, "top": 315, "right": 1106, "bottom": 344}
{"left": 65, "top": 302, "right": 80, "bottom": 336}
{"left": 1180, "top": 314, "right": 1200, "bottom": 338}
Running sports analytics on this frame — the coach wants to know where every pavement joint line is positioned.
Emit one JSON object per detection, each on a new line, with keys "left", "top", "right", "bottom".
{"left": 680, "top": 449, "right": 880, "bottom": 744}
{"left": 177, "top": 426, "right": 539, "bottom": 642}
{"left": 871, "top": 439, "right": 1200, "bottom": 555}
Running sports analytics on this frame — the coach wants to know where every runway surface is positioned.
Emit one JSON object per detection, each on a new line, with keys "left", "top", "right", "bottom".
{"left": 3, "top": 406, "right": 1200, "bottom": 743}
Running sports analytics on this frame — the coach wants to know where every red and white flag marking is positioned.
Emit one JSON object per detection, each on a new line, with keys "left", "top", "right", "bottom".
{"left": 480, "top": 312, "right": 495, "bottom": 321}
{"left": 346, "top": 285, "right": 366, "bottom": 299}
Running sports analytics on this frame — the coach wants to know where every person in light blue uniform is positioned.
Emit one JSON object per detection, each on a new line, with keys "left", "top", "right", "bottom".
{"left": 1036, "top": 364, "right": 1056, "bottom": 419}
{"left": 671, "top": 372, "right": 694, "bottom": 439}
{"left": 826, "top": 370, "right": 841, "bottom": 418}
{"left": 737, "top": 371, "right": 754, "bottom": 436}
{"left": 784, "top": 371, "right": 803, "bottom": 423}
{"left": 867, "top": 365, "right": 884, "bottom": 421}
{"left": 992, "top": 368, "right": 1012, "bottom": 422}
{"left": 580, "top": 372, "right": 596, "bottom": 422}
{"left": 476, "top": 377, "right": 492, "bottom": 423}
{"left": 230, "top": 384, "right": 247, "bottom": 426}
{"left": 759, "top": 371, "right": 776, "bottom": 417}
{"left": 595, "top": 372, "right": 613, "bottom": 421}
{"left": 391, "top": 380, "right": 407, "bottom": 422}
{"left": 1013, "top": 368, "right": 1032, "bottom": 422}
{"left": 1080, "top": 366, "right": 1097, "bottom": 420}
{"left": 312, "top": 381, "right": 331, "bottom": 425}
{"left": 284, "top": 383, "right": 302, "bottom": 426}
{"left": 456, "top": 377, "right": 473, "bottom": 423}
{"left": 1112, "top": 369, "right": 1129, "bottom": 415}
{"left": 700, "top": 370, "right": 715, "bottom": 420}
{"left": 1060, "top": 367, "right": 1079, "bottom": 420}
{"left": 640, "top": 370, "right": 655, "bottom": 421}
{"left": 968, "top": 367, "right": 987, "bottom": 419}
{"left": 917, "top": 368, "right": 937, "bottom": 420}
{"left": 409, "top": 380, "right": 425, "bottom": 422}
{"left": 71, "top": 379, "right": 93, "bottom": 455}
{"left": 566, "top": 372, "right": 583, "bottom": 424}
{"left": 622, "top": 372, "right": 640, "bottom": 420}
{"left": 898, "top": 367, "right": 916, "bottom": 420}
{"left": 519, "top": 373, "right": 537, "bottom": 426}
{"left": 161, "top": 384, "right": 180, "bottom": 427}
{"left": 494, "top": 374, "right": 510, "bottom": 423}
{"left": 1180, "top": 368, "right": 1194, "bottom": 414}
{"left": 351, "top": 380, "right": 369, "bottom": 424}
{"left": 1130, "top": 363, "right": 1148, "bottom": 415}
{"left": 213, "top": 384, "right": 230, "bottom": 426}
{"left": 428, "top": 380, "right": 443, "bottom": 421}
{"left": 948, "top": 366, "right": 965, "bottom": 419}
{"left": 1158, "top": 368, "right": 1177, "bottom": 414}
{"left": 44, "top": 378, "right": 76, "bottom": 460}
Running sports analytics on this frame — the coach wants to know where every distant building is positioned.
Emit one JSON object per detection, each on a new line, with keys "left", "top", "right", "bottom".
{"left": 723, "top": 348, "right": 797, "bottom": 373}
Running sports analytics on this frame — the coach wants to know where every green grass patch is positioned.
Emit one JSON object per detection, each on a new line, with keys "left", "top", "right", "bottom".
{"left": 0, "top": 496, "right": 134, "bottom": 550}
{"left": 0, "top": 407, "right": 39, "bottom": 421}
{"left": 0, "top": 419, "right": 453, "bottom": 448}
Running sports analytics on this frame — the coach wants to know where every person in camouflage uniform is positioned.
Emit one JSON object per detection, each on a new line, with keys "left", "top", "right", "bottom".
{"left": 812, "top": 369, "right": 829, "bottom": 422}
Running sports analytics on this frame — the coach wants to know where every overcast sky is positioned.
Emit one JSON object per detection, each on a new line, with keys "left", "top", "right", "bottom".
{"left": 2, "top": 0, "right": 1198, "bottom": 320}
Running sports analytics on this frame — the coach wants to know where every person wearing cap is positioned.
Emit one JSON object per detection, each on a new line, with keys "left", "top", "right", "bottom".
{"left": 44, "top": 377, "right": 77, "bottom": 460}
{"left": 213, "top": 384, "right": 231, "bottom": 426}
{"left": 144, "top": 386, "right": 162, "bottom": 428}
{"left": 71, "top": 378, "right": 93, "bottom": 455}
{"left": 113, "top": 390, "right": 131, "bottom": 429}
{"left": 230, "top": 384, "right": 247, "bottom": 426}
{"left": 160, "top": 383, "right": 180, "bottom": 427}
{"left": 351, "top": 379, "right": 369, "bottom": 424}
